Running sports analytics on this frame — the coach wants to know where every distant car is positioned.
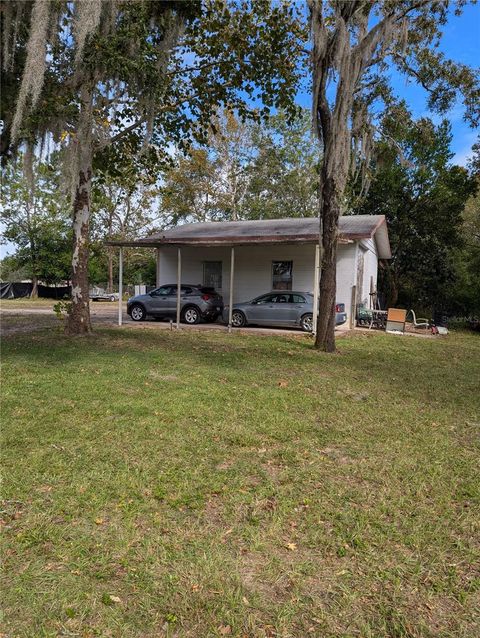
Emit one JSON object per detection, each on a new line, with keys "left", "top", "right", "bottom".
{"left": 89, "top": 289, "right": 119, "bottom": 302}
{"left": 127, "top": 284, "right": 224, "bottom": 324}
{"left": 223, "top": 291, "right": 347, "bottom": 332}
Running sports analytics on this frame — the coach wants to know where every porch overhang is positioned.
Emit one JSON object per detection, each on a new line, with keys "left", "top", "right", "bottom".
{"left": 105, "top": 214, "right": 391, "bottom": 259}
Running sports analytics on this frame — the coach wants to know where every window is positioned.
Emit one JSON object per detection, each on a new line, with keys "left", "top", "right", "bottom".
{"left": 152, "top": 285, "right": 172, "bottom": 296}
{"left": 203, "top": 261, "right": 222, "bottom": 290}
{"left": 255, "top": 293, "right": 276, "bottom": 305}
{"left": 254, "top": 293, "right": 293, "bottom": 304}
{"left": 292, "top": 294, "right": 306, "bottom": 303}
{"left": 272, "top": 261, "right": 293, "bottom": 290}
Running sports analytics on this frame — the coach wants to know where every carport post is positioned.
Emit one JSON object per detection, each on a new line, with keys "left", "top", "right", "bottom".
{"left": 176, "top": 247, "right": 181, "bottom": 329}
{"left": 228, "top": 246, "right": 235, "bottom": 333}
{"left": 312, "top": 243, "right": 320, "bottom": 336}
{"left": 118, "top": 247, "right": 123, "bottom": 326}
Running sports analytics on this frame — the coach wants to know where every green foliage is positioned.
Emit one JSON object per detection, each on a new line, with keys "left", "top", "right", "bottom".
{"left": 53, "top": 299, "right": 72, "bottom": 322}
{"left": 354, "top": 105, "right": 477, "bottom": 313}
{"left": 0, "top": 153, "right": 71, "bottom": 284}
{"left": 447, "top": 186, "right": 480, "bottom": 316}
{"left": 244, "top": 109, "right": 319, "bottom": 219}
{"left": 161, "top": 108, "right": 319, "bottom": 224}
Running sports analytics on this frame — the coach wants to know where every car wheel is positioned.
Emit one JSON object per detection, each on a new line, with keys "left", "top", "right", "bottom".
{"left": 300, "top": 313, "right": 313, "bottom": 332}
{"left": 182, "top": 306, "right": 200, "bottom": 325}
{"left": 110, "top": 295, "right": 116, "bottom": 302}
{"left": 130, "top": 304, "right": 146, "bottom": 321}
{"left": 231, "top": 310, "right": 246, "bottom": 328}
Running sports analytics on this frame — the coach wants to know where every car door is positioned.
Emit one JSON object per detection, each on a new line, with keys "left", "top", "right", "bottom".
{"left": 269, "top": 293, "right": 297, "bottom": 325}
{"left": 163, "top": 284, "right": 184, "bottom": 317}
{"left": 274, "top": 292, "right": 300, "bottom": 326}
{"left": 148, "top": 285, "right": 173, "bottom": 315}
{"left": 247, "top": 293, "right": 277, "bottom": 324}
{"left": 291, "top": 293, "right": 310, "bottom": 325}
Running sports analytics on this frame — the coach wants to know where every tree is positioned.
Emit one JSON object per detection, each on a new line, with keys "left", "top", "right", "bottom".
{"left": 244, "top": 109, "right": 319, "bottom": 219}
{"left": 354, "top": 105, "right": 477, "bottom": 313}
{"left": 162, "top": 110, "right": 255, "bottom": 224}
{"left": 91, "top": 172, "right": 161, "bottom": 292}
{"left": 447, "top": 180, "right": 480, "bottom": 317}
{"left": 0, "top": 152, "right": 71, "bottom": 294}
{"left": 2, "top": 0, "right": 302, "bottom": 334}
{"left": 308, "top": 0, "right": 480, "bottom": 351}
{"left": 161, "top": 108, "right": 319, "bottom": 223}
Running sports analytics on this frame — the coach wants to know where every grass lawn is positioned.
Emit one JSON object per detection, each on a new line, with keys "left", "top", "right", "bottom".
{"left": 1, "top": 327, "right": 479, "bottom": 637}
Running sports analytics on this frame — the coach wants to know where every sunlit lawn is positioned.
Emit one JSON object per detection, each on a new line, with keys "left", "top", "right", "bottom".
{"left": 1, "top": 327, "right": 479, "bottom": 637}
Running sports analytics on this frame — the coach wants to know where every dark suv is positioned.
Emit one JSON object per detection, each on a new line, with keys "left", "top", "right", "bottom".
{"left": 127, "top": 284, "right": 224, "bottom": 324}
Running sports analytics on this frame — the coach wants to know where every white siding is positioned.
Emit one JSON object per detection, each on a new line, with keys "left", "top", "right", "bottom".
{"left": 158, "top": 242, "right": 359, "bottom": 321}
{"left": 357, "top": 238, "right": 378, "bottom": 308}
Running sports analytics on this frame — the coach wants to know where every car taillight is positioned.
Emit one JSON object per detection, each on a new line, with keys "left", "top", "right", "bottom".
{"left": 335, "top": 303, "right": 345, "bottom": 313}
{"left": 202, "top": 293, "right": 212, "bottom": 301}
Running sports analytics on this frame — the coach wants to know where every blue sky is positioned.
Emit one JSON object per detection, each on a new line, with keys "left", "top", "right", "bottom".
{"left": 295, "top": 1, "right": 480, "bottom": 166}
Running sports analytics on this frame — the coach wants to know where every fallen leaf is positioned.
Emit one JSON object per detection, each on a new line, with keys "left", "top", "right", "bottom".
{"left": 37, "top": 485, "right": 53, "bottom": 493}
{"left": 286, "top": 542, "right": 297, "bottom": 551}
{"left": 95, "top": 518, "right": 105, "bottom": 525}
{"left": 218, "top": 625, "right": 231, "bottom": 635}
{"left": 109, "top": 595, "right": 122, "bottom": 604}
{"left": 278, "top": 379, "right": 289, "bottom": 387}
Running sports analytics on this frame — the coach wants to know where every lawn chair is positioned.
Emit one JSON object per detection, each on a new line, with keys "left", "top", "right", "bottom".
{"left": 356, "top": 303, "right": 373, "bottom": 327}
{"left": 407, "top": 309, "right": 430, "bottom": 331}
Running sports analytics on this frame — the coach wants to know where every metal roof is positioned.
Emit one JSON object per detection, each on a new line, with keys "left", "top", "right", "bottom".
{"left": 108, "top": 215, "right": 391, "bottom": 258}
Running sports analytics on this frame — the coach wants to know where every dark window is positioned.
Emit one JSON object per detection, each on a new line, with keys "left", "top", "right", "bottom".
{"left": 272, "top": 261, "right": 293, "bottom": 290}
{"left": 203, "top": 261, "right": 222, "bottom": 290}
{"left": 292, "top": 294, "right": 306, "bottom": 303}
{"left": 181, "top": 286, "right": 193, "bottom": 294}
{"left": 152, "top": 286, "right": 172, "bottom": 296}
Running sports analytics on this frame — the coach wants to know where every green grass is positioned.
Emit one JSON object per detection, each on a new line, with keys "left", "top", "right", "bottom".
{"left": 1, "top": 327, "right": 479, "bottom": 638}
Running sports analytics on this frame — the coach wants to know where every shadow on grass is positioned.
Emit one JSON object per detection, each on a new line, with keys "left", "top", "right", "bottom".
{"left": 3, "top": 327, "right": 479, "bottom": 416}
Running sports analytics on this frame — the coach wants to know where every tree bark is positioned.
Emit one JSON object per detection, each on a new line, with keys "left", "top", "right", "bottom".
{"left": 66, "top": 84, "right": 94, "bottom": 335}
{"left": 65, "top": 157, "right": 93, "bottom": 335}
{"left": 315, "top": 172, "right": 339, "bottom": 352}
{"left": 31, "top": 274, "right": 38, "bottom": 299}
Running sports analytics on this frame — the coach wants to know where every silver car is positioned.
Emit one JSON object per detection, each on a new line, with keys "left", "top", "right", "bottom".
{"left": 223, "top": 291, "right": 347, "bottom": 331}
{"left": 127, "top": 284, "right": 224, "bottom": 324}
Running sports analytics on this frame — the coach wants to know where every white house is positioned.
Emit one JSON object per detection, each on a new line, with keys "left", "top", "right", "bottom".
{"left": 112, "top": 215, "right": 391, "bottom": 328}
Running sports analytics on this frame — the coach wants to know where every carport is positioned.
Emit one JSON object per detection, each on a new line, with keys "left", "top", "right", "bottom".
{"left": 106, "top": 216, "right": 391, "bottom": 333}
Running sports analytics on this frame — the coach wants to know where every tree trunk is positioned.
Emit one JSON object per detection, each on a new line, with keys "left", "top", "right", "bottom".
{"left": 30, "top": 274, "right": 38, "bottom": 299}
{"left": 65, "top": 157, "right": 92, "bottom": 335}
{"left": 66, "top": 84, "right": 93, "bottom": 335}
{"left": 315, "top": 173, "right": 339, "bottom": 352}
{"left": 389, "top": 273, "right": 399, "bottom": 307}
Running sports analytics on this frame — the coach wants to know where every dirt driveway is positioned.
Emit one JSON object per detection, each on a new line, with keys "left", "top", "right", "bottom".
{"left": 1, "top": 299, "right": 341, "bottom": 338}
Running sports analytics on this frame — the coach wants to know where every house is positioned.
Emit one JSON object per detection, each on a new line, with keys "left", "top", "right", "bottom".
{"left": 111, "top": 215, "right": 391, "bottom": 329}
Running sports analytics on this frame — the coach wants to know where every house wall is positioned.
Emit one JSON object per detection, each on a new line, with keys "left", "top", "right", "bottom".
{"left": 356, "top": 238, "right": 379, "bottom": 308}
{"left": 157, "top": 242, "right": 361, "bottom": 322}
